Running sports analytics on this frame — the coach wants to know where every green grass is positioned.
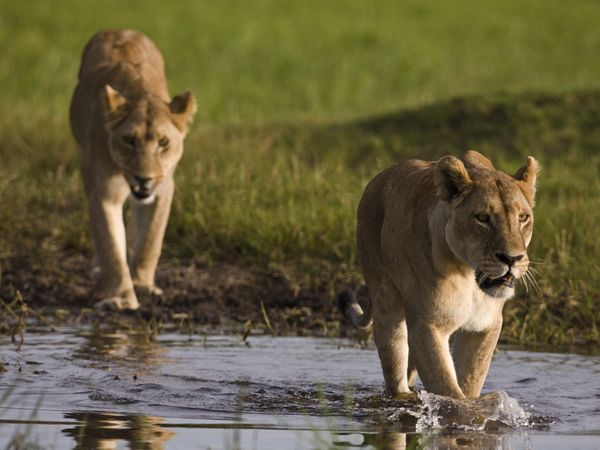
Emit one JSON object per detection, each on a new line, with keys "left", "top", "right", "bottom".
{"left": 1, "top": 0, "right": 599, "bottom": 346}
{"left": 2, "top": 0, "right": 600, "bottom": 123}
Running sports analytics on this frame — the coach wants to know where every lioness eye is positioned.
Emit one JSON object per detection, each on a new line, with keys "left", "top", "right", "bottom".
{"left": 123, "top": 135, "right": 136, "bottom": 147}
{"left": 519, "top": 214, "right": 530, "bottom": 223}
{"left": 158, "top": 137, "right": 170, "bottom": 148}
{"left": 475, "top": 213, "right": 490, "bottom": 223}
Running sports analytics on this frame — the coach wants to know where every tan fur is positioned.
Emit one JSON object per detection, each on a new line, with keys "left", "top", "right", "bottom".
{"left": 344, "top": 150, "right": 538, "bottom": 398}
{"left": 70, "top": 29, "right": 196, "bottom": 310}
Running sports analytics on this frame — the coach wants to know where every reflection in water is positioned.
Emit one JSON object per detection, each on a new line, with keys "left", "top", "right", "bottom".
{"left": 334, "top": 430, "right": 518, "bottom": 450}
{"left": 334, "top": 430, "right": 412, "bottom": 449}
{"left": 1, "top": 332, "right": 598, "bottom": 449}
{"left": 60, "top": 412, "right": 518, "bottom": 450}
{"left": 73, "top": 329, "right": 167, "bottom": 371}
{"left": 62, "top": 412, "right": 174, "bottom": 450}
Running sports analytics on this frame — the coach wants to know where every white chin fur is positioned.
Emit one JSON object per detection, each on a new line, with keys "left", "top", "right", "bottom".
{"left": 484, "top": 285, "right": 515, "bottom": 300}
{"left": 130, "top": 192, "right": 157, "bottom": 205}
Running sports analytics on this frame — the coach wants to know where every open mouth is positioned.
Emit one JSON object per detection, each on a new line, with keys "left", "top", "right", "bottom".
{"left": 131, "top": 190, "right": 152, "bottom": 200}
{"left": 129, "top": 185, "right": 153, "bottom": 200}
{"left": 475, "top": 270, "right": 516, "bottom": 290}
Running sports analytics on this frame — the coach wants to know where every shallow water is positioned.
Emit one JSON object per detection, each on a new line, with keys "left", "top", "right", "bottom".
{"left": 0, "top": 328, "right": 599, "bottom": 449}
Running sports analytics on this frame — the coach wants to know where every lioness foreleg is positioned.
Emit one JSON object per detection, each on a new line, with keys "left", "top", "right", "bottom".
{"left": 452, "top": 320, "right": 502, "bottom": 398}
{"left": 407, "top": 324, "right": 465, "bottom": 398}
{"left": 128, "top": 178, "right": 174, "bottom": 295}
{"left": 88, "top": 192, "right": 139, "bottom": 310}
{"left": 407, "top": 354, "right": 418, "bottom": 388}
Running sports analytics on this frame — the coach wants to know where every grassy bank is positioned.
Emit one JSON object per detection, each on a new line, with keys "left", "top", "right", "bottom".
{"left": 0, "top": 0, "right": 599, "bottom": 346}
{"left": 1, "top": 90, "right": 600, "bottom": 346}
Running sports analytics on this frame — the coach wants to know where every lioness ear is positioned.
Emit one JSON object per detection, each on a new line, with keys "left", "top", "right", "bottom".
{"left": 462, "top": 150, "right": 494, "bottom": 170}
{"left": 514, "top": 156, "right": 539, "bottom": 206}
{"left": 434, "top": 155, "right": 473, "bottom": 202}
{"left": 170, "top": 91, "right": 197, "bottom": 133}
{"left": 105, "top": 85, "right": 127, "bottom": 113}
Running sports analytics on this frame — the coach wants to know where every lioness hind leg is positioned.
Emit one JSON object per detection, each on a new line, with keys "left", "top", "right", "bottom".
{"left": 452, "top": 321, "right": 502, "bottom": 398}
{"left": 128, "top": 178, "right": 174, "bottom": 293}
{"left": 371, "top": 283, "right": 411, "bottom": 398}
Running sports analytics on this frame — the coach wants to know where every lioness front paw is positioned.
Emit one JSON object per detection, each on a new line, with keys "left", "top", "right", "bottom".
{"left": 134, "top": 284, "right": 164, "bottom": 296}
{"left": 94, "top": 295, "right": 140, "bottom": 311}
{"left": 390, "top": 391, "right": 418, "bottom": 402}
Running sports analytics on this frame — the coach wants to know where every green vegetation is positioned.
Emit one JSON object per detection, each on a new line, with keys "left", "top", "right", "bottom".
{"left": 0, "top": 0, "right": 599, "bottom": 346}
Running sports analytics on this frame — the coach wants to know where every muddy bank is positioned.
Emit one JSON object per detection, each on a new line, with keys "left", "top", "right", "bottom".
{"left": 1, "top": 252, "right": 598, "bottom": 353}
{"left": 0, "top": 253, "right": 360, "bottom": 336}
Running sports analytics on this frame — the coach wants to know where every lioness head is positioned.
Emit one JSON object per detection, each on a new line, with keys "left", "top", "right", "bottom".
{"left": 434, "top": 150, "right": 538, "bottom": 299}
{"left": 104, "top": 85, "right": 196, "bottom": 202}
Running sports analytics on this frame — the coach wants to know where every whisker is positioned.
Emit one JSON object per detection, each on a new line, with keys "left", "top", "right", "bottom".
{"left": 522, "top": 269, "right": 541, "bottom": 295}
{"left": 475, "top": 270, "right": 489, "bottom": 285}
{"left": 531, "top": 277, "right": 542, "bottom": 295}
{"left": 523, "top": 271, "right": 533, "bottom": 295}
{"left": 521, "top": 273, "right": 530, "bottom": 295}
{"left": 528, "top": 258, "right": 548, "bottom": 266}
{"left": 529, "top": 268, "right": 542, "bottom": 291}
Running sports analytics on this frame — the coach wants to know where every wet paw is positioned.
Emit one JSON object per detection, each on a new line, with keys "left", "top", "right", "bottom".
{"left": 134, "top": 284, "right": 164, "bottom": 296}
{"left": 95, "top": 296, "right": 140, "bottom": 311}
{"left": 392, "top": 391, "right": 419, "bottom": 402}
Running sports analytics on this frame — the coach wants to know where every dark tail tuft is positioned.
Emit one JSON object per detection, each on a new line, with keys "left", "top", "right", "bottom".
{"left": 336, "top": 288, "right": 354, "bottom": 320}
{"left": 336, "top": 287, "right": 372, "bottom": 329}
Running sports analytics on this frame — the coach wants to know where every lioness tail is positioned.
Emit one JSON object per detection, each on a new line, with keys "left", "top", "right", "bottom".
{"left": 337, "top": 288, "right": 373, "bottom": 329}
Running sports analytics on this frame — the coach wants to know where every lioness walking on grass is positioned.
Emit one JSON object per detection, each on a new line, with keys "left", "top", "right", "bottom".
{"left": 70, "top": 29, "right": 196, "bottom": 310}
{"left": 340, "top": 151, "right": 538, "bottom": 399}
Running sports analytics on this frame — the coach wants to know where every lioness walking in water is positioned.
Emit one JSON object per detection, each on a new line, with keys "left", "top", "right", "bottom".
{"left": 341, "top": 151, "right": 538, "bottom": 398}
{"left": 70, "top": 29, "right": 196, "bottom": 310}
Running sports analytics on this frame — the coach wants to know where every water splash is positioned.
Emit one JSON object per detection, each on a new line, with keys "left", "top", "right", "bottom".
{"left": 412, "top": 390, "right": 530, "bottom": 431}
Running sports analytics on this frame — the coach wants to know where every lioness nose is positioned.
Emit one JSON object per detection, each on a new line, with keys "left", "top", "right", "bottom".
{"left": 495, "top": 252, "right": 524, "bottom": 266}
{"left": 134, "top": 175, "right": 152, "bottom": 187}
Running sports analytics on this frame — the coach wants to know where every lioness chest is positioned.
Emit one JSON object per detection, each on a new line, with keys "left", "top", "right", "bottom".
{"left": 432, "top": 279, "right": 505, "bottom": 333}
